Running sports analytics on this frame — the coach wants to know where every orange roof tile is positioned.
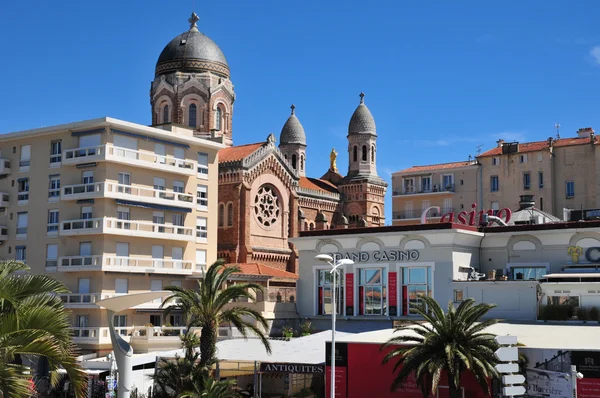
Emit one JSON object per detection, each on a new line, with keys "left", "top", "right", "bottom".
{"left": 478, "top": 136, "right": 598, "bottom": 157}
{"left": 299, "top": 176, "right": 339, "bottom": 194}
{"left": 396, "top": 161, "right": 476, "bottom": 174}
{"left": 226, "top": 263, "right": 298, "bottom": 279}
{"left": 219, "top": 142, "right": 263, "bottom": 163}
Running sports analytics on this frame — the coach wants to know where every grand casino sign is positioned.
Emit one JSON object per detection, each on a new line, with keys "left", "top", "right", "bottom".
{"left": 420, "top": 203, "right": 512, "bottom": 226}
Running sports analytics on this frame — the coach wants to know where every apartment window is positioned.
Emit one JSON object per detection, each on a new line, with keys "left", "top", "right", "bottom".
{"left": 172, "top": 213, "right": 184, "bottom": 234}
{"left": 442, "top": 174, "right": 453, "bottom": 190}
{"left": 358, "top": 268, "right": 387, "bottom": 316}
{"left": 453, "top": 289, "right": 464, "bottom": 303}
{"left": 115, "top": 242, "right": 129, "bottom": 266}
{"left": 511, "top": 266, "right": 546, "bottom": 281}
{"left": 566, "top": 181, "right": 575, "bottom": 198}
{"left": 149, "top": 315, "right": 161, "bottom": 326}
{"left": 442, "top": 198, "right": 452, "bottom": 213}
{"left": 155, "top": 143, "right": 166, "bottom": 164}
{"left": 523, "top": 172, "right": 531, "bottom": 190}
{"left": 492, "top": 157, "right": 500, "bottom": 166}
{"left": 490, "top": 176, "right": 499, "bottom": 192}
{"left": 421, "top": 176, "right": 431, "bottom": 192}
{"left": 196, "top": 217, "right": 207, "bottom": 241}
{"left": 48, "top": 175, "right": 60, "bottom": 201}
{"left": 174, "top": 148, "right": 185, "bottom": 168}
{"left": 117, "top": 206, "right": 130, "bottom": 229}
{"left": 16, "top": 212, "right": 28, "bottom": 237}
{"left": 537, "top": 153, "right": 543, "bottom": 162}
{"left": 196, "top": 249, "right": 207, "bottom": 273}
{"left": 218, "top": 204, "right": 224, "bottom": 227}
{"left": 227, "top": 203, "right": 233, "bottom": 226}
{"left": 47, "top": 210, "right": 59, "bottom": 234}
{"left": 520, "top": 154, "right": 528, "bottom": 163}
{"left": 17, "top": 178, "right": 29, "bottom": 203}
{"left": 538, "top": 172, "right": 544, "bottom": 188}
{"left": 401, "top": 267, "right": 432, "bottom": 315}
{"left": 173, "top": 181, "right": 184, "bottom": 193}
{"left": 19, "top": 145, "right": 31, "bottom": 171}
{"left": 75, "top": 315, "right": 89, "bottom": 329}
{"left": 491, "top": 201, "right": 500, "bottom": 215}
{"left": 153, "top": 211, "right": 165, "bottom": 233}
{"left": 81, "top": 206, "right": 92, "bottom": 220}
{"left": 115, "top": 278, "right": 129, "bottom": 294}
{"left": 197, "top": 153, "right": 209, "bottom": 177}
{"left": 82, "top": 171, "right": 94, "bottom": 192}
{"left": 15, "top": 246, "right": 26, "bottom": 262}
{"left": 153, "top": 177, "right": 165, "bottom": 191}
{"left": 403, "top": 178, "right": 415, "bottom": 194}
{"left": 46, "top": 244, "right": 58, "bottom": 267}
{"left": 196, "top": 185, "right": 208, "bottom": 211}
{"left": 421, "top": 200, "right": 430, "bottom": 212}
{"left": 50, "top": 140, "right": 62, "bottom": 164}
{"left": 118, "top": 173, "right": 131, "bottom": 194}
{"left": 114, "top": 315, "right": 127, "bottom": 336}
{"left": 151, "top": 280, "right": 163, "bottom": 304}
{"left": 317, "top": 268, "right": 344, "bottom": 315}
{"left": 172, "top": 247, "right": 183, "bottom": 269}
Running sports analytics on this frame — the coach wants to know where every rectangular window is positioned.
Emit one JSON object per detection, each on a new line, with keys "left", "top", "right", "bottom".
{"left": 46, "top": 244, "right": 58, "bottom": 267}
{"left": 78, "top": 278, "right": 90, "bottom": 295}
{"left": 19, "top": 145, "right": 31, "bottom": 170}
{"left": 153, "top": 211, "right": 165, "bottom": 233}
{"left": 420, "top": 176, "right": 431, "bottom": 192}
{"left": 153, "top": 177, "right": 166, "bottom": 191}
{"left": 115, "top": 242, "right": 129, "bottom": 266}
{"left": 196, "top": 216, "right": 207, "bottom": 241}
{"left": 197, "top": 152, "right": 209, "bottom": 177}
{"left": 538, "top": 153, "right": 543, "bottom": 162}
{"left": 196, "top": 249, "right": 207, "bottom": 273}
{"left": 47, "top": 210, "right": 59, "bottom": 234}
{"left": 453, "top": 289, "right": 464, "bottom": 303}
{"left": 17, "top": 178, "right": 29, "bottom": 203}
{"left": 48, "top": 175, "right": 60, "bottom": 200}
{"left": 15, "top": 245, "right": 26, "bottom": 262}
{"left": 81, "top": 171, "right": 95, "bottom": 193}
{"left": 155, "top": 143, "right": 166, "bottom": 164}
{"left": 539, "top": 172, "right": 544, "bottom": 188}
{"left": 173, "top": 180, "right": 184, "bottom": 193}
{"left": 114, "top": 315, "right": 127, "bottom": 335}
{"left": 442, "top": 174, "right": 454, "bottom": 190}
{"left": 492, "top": 157, "right": 500, "bottom": 166}
{"left": 75, "top": 315, "right": 89, "bottom": 328}
{"left": 442, "top": 198, "right": 452, "bottom": 213}
{"left": 491, "top": 201, "right": 500, "bottom": 215}
{"left": 523, "top": 172, "right": 531, "bottom": 190}
{"left": 172, "top": 213, "right": 184, "bottom": 235}
{"left": 115, "top": 278, "right": 129, "bottom": 294}
{"left": 152, "top": 245, "right": 164, "bottom": 268}
{"left": 566, "top": 181, "right": 575, "bottom": 198}
{"left": 317, "top": 269, "right": 344, "bottom": 315}
{"left": 403, "top": 178, "right": 415, "bottom": 194}
{"left": 151, "top": 280, "right": 163, "bottom": 304}
{"left": 490, "top": 176, "right": 499, "bottom": 192}
{"left": 401, "top": 267, "right": 432, "bottom": 315}
{"left": 117, "top": 206, "right": 130, "bottom": 229}
{"left": 172, "top": 247, "right": 183, "bottom": 269}
{"left": 81, "top": 206, "right": 92, "bottom": 220}
{"left": 149, "top": 314, "right": 161, "bottom": 326}
{"left": 50, "top": 140, "right": 62, "bottom": 164}
{"left": 118, "top": 172, "right": 131, "bottom": 194}
{"left": 520, "top": 154, "right": 528, "bottom": 163}
{"left": 358, "top": 268, "right": 387, "bottom": 316}
{"left": 512, "top": 267, "right": 547, "bottom": 280}
{"left": 421, "top": 200, "right": 430, "bottom": 212}
{"left": 196, "top": 185, "right": 208, "bottom": 211}
{"left": 79, "top": 134, "right": 101, "bottom": 151}
{"left": 16, "top": 212, "right": 28, "bottom": 237}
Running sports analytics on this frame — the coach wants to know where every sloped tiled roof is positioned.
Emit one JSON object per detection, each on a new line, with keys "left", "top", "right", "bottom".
{"left": 218, "top": 142, "right": 263, "bottom": 163}
{"left": 226, "top": 263, "right": 298, "bottom": 279}
{"left": 396, "top": 161, "right": 476, "bottom": 174}
{"left": 299, "top": 177, "right": 339, "bottom": 194}
{"left": 478, "top": 136, "right": 598, "bottom": 158}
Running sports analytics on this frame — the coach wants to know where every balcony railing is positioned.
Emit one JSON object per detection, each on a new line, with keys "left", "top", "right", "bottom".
{"left": 62, "top": 181, "right": 194, "bottom": 208}
{"left": 393, "top": 184, "right": 456, "bottom": 196}
{"left": 62, "top": 144, "right": 196, "bottom": 175}
{"left": 60, "top": 293, "right": 104, "bottom": 307}
{"left": 59, "top": 217, "right": 194, "bottom": 241}
{"left": 392, "top": 207, "right": 455, "bottom": 220}
{"left": 0, "top": 159, "right": 11, "bottom": 175}
{"left": 58, "top": 255, "right": 193, "bottom": 274}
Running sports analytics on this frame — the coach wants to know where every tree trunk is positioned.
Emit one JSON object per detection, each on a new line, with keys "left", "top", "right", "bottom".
{"left": 199, "top": 321, "right": 217, "bottom": 367}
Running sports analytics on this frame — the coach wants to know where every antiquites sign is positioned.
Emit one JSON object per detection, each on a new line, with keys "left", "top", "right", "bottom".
{"left": 335, "top": 250, "right": 420, "bottom": 263}
{"left": 260, "top": 363, "right": 324, "bottom": 374}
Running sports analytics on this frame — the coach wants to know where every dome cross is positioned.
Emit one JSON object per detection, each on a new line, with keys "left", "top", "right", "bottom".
{"left": 188, "top": 12, "right": 200, "bottom": 32}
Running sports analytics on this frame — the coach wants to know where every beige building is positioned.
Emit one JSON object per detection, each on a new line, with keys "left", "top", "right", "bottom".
{"left": 478, "top": 127, "right": 599, "bottom": 216}
{"left": 0, "top": 117, "right": 222, "bottom": 353}
{"left": 391, "top": 160, "right": 479, "bottom": 225}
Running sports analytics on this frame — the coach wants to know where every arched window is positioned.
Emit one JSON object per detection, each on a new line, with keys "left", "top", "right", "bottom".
{"left": 371, "top": 145, "right": 375, "bottom": 163}
{"left": 303, "top": 221, "right": 308, "bottom": 231}
{"left": 189, "top": 104, "right": 197, "bottom": 128}
{"left": 300, "top": 155, "right": 304, "bottom": 171}
{"left": 218, "top": 203, "right": 224, "bottom": 227}
{"left": 216, "top": 107, "right": 222, "bottom": 131}
{"left": 353, "top": 146, "right": 357, "bottom": 162}
{"left": 309, "top": 223, "right": 315, "bottom": 231}
{"left": 362, "top": 145, "right": 367, "bottom": 161}
{"left": 163, "top": 105, "right": 169, "bottom": 124}
{"left": 292, "top": 154, "right": 297, "bottom": 169}
{"left": 227, "top": 203, "right": 233, "bottom": 226}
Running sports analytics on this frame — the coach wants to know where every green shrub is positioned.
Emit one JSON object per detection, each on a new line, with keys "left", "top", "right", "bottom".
{"left": 590, "top": 306, "right": 600, "bottom": 321}
{"left": 539, "top": 304, "right": 574, "bottom": 321}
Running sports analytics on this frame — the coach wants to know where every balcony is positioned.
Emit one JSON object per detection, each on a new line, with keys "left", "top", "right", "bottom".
{"left": 62, "top": 181, "right": 195, "bottom": 209}
{"left": 0, "top": 193, "right": 9, "bottom": 207}
{"left": 393, "top": 184, "right": 455, "bottom": 196}
{"left": 62, "top": 144, "right": 196, "bottom": 176}
{"left": 59, "top": 217, "right": 194, "bottom": 241}
{"left": 58, "top": 255, "right": 193, "bottom": 275}
{"left": 0, "top": 159, "right": 11, "bottom": 175}
{"left": 60, "top": 293, "right": 104, "bottom": 308}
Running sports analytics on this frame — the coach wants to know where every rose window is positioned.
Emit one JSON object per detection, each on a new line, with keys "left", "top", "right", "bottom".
{"left": 254, "top": 185, "right": 280, "bottom": 227}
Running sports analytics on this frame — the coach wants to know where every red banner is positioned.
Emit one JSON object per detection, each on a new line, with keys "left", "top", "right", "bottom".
{"left": 389, "top": 272, "right": 398, "bottom": 316}
{"left": 345, "top": 273, "right": 354, "bottom": 315}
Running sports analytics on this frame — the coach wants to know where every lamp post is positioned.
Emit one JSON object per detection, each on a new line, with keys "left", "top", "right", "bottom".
{"left": 315, "top": 254, "right": 354, "bottom": 398}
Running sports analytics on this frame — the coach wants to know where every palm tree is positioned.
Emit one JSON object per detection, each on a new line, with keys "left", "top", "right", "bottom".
{"left": 179, "top": 373, "right": 240, "bottom": 398}
{"left": 0, "top": 261, "right": 86, "bottom": 397}
{"left": 382, "top": 296, "right": 500, "bottom": 398}
{"left": 162, "top": 259, "right": 272, "bottom": 367}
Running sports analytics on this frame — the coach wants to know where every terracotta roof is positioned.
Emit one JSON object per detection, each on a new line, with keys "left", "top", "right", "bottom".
{"left": 478, "top": 136, "right": 598, "bottom": 157}
{"left": 298, "top": 177, "right": 339, "bottom": 194}
{"left": 395, "top": 161, "right": 476, "bottom": 174}
{"left": 218, "top": 142, "right": 263, "bottom": 163}
{"left": 226, "top": 263, "right": 298, "bottom": 279}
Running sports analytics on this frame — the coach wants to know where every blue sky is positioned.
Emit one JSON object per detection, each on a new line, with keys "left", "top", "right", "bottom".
{"left": 2, "top": 1, "right": 600, "bottom": 222}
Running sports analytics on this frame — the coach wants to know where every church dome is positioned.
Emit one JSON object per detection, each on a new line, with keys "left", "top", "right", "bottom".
{"left": 348, "top": 93, "right": 376, "bottom": 136}
{"left": 280, "top": 105, "right": 306, "bottom": 146}
{"left": 155, "top": 13, "right": 230, "bottom": 78}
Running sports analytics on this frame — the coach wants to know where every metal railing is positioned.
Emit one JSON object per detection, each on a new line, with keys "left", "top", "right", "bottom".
{"left": 62, "top": 181, "right": 194, "bottom": 206}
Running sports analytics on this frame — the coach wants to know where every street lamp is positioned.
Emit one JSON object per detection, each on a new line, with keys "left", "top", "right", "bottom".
{"left": 315, "top": 254, "right": 354, "bottom": 398}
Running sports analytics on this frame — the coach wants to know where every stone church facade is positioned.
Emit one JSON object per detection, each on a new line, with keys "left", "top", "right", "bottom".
{"left": 149, "top": 13, "right": 387, "bottom": 274}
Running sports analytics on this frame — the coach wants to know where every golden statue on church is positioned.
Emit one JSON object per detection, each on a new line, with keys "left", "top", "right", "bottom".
{"left": 330, "top": 148, "right": 338, "bottom": 172}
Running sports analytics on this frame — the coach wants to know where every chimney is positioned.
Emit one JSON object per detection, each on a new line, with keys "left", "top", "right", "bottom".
{"left": 577, "top": 127, "right": 594, "bottom": 138}
{"left": 547, "top": 137, "right": 554, "bottom": 147}
{"left": 518, "top": 194, "right": 535, "bottom": 211}
{"left": 496, "top": 139, "right": 505, "bottom": 148}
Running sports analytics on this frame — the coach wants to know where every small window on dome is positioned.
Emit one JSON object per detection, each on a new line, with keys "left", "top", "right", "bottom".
{"left": 163, "top": 105, "right": 170, "bottom": 124}
{"left": 181, "top": 39, "right": 187, "bottom": 44}
{"left": 216, "top": 107, "right": 223, "bottom": 131}
{"left": 189, "top": 104, "right": 197, "bottom": 128}
{"left": 362, "top": 145, "right": 367, "bottom": 161}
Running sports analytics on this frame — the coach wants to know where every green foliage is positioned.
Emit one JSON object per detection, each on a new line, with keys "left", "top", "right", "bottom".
{"left": 300, "top": 320, "right": 313, "bottom": 335}
{"left": 381, "top": 297, "right": 500, "bottom": 398}
{"left": 0, "top": 261, "right": 87, "bottom": 398}
{"left": 161, "top": 259, "right": 271, "bottom": 367}
{"left": 282, "top": 325, "right": 295, "bottom": 337}
{"left": 538, "top": 304, "right": 577, "bottom": 321}
{"left": 589, "top": 306, "right": 600, "bottom": 321}
{"left": 180, "top": 372, "right": 239, "bottom": 398}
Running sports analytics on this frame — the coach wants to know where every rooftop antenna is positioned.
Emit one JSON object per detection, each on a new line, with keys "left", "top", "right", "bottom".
{"left": 476, "top": 144, "right": 483, "bottom": 155}
{"left": 555, "top": 123, "right": 561, "bottom": 139}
